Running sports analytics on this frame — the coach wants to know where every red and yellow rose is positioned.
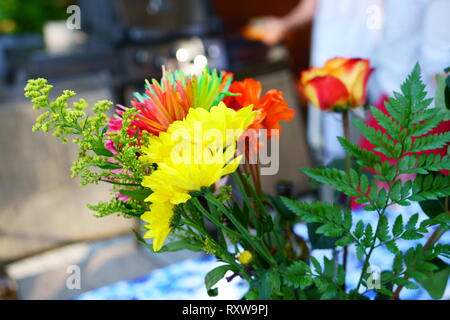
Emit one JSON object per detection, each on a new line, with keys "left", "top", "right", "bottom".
{"left": 299, "top": 57, "right": 373, "bottom": 111}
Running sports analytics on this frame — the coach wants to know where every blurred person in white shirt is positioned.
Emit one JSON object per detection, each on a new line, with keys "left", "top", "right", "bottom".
{"left": 250, "top": 0, "right": 384, "bottom": 165}
{"left": 373, "top": 0, "right": 450, "bottom": 102}
{"left": 250, "top": 0, "right": 450, "bottom": 164}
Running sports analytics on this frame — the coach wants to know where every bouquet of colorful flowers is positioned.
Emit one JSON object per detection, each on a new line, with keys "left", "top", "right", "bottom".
{"left": 24, "top": 60, "right": 450, "bottom": 299}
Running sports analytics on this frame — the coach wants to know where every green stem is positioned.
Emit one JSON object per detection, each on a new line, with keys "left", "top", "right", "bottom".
{"left": 234, "top": 170, "right": 262, "bottom": 235}
{"left": 342, "top": 110, "right": 351, "bottom": 289}
{"left": 191, "top": 197, "right": 242, "bottom": 240}
{"left": 354, "top": 206, "right": 387, "bottom": 296}
{"left": 204, "top": 193, "right": 276, "bottom": 266}
{"left": 234, "top": 170, "right": 277, "bottom": 253}
{"left": 207, "top": 199, "right": 227, "bottom": 245}
{"left": 235, "top": 172, "right": 270, "bottom": 218}
{"left": 184, "top": 200, "right": 252, "bottom": 283}
{"left": 100, "top": 179, "right": 141, "bottom": 186}
{"left": 342, "top": 111, "right": 351, "bottom": 175}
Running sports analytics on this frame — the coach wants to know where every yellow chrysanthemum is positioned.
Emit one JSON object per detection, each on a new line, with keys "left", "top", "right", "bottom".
{"left": 140, "top": 103, "right": 257, "bottom": 251}
{"left": 141, "top": 102, "right": 257, "bottom": 165}
{"left": 141, "top": 202, "right": 174, "bottom": 251}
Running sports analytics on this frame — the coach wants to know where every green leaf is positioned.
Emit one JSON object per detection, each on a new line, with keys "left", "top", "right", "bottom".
{"left": 260, "top": 211, "right": 274, "bottom": 235}
{"left": 159, "top": 240, "right": 203, "bottom": 253}
{"left": 393, "top": 215, "right": 404, "bottom": 237}
{"left": 349, "top": 169, "right": 360, "bottom": 189}
{"left": 356, "top": 244, "right": 366, "bottom": 260}
{"left": 281, "top": 198, "right": 346, "bottom": 242}
{"left": 393, "top": 254, "right": 403, "bottom": 274}
{"left": 385, "top": 240, "right": 400, "bottom": 254}
{"left": 370, "top": 105, "right": 403, "bottom": 141}
{"left": 398, "top": 155, "right": 417, "bottom": 173}
{"left": 419, "top": 198, "right": 446, "bottom": 218}
{"left": 284, "top": 261, "right": 312, "bottom": 289}
{"left": 407, "top": 269, "right": 428, "bottom": 282}
{"left": 411, "top": 108, "right": 440, "bottom": 125}
{"left": 354, "top": 220, "right": 365, "bottom": 239}
{"left": 310, "top": 256, "right": 322, "bottom": 274}
{"left": 258, "top": 270, "right": 282, "bottom": 299}
{"left": 363, "top": 223, "right": 374, "bottom": 246}
{"left": 281, "top": 197, "right": 318, "bottom": 223}
{"left": 133, "top": 231, "right": 203, "bottom": 253}
{"left": 375, "top": 286, "right": 394, "bottom": 300}
{"left": 320, "top": 286, "right": 338, "bottom": 300}
{"left": 377, "top": 215, "right": 390, "bottom": 242}
{"left": 419, "top": 154, "right": 450, "bottom": 173}
{"left": 360, "top": 174, "right": 369, "bottom": 194}
{"left": 400, "top": 63, "right": 429, "bottom": 113}
{"left": 421, "top": 213, "right": 450, "bottom": 231}
{"left": 270, "top": 195, "right": 296, "bottom": 220}
{"left": 316, "top": 223, "right": 342, "bottom": 237}
{"left": 301, "top": 168, "right": 360, "bottom": 197}
{"left": 118, "top": 188, "right": 152, "bottom": 202}
{"left": 337, "top": 136, "right": 381, "bottom": 168}
{"left": 97, "top": 162, "right": 122, "bottom": 170}
{"left": 405, "top": 213, "right": 419, "bottom": 230}
{"left": 335, "top": 235, "right": 353, "bottom": 247}
{"left": 353, "top": 119, "right": 395, "bottom": 158}
{"left": 307, "top": 223, "right": 339, "bottom": 249}
{"left": 411, "top": 174, "right": 450, "bottom": 200}
{"left": 417, "top": 259, "right": 450, "bottom": 299}
{"left": 396, "top": 278, "right": 419, "bottom": 290}
{"left": 314, "top": 277, "right": 329, "bottom": 293}
{"left": 205, "top": 265, "right": 234, "bottom": 296}
{"left": 409, "top": 116, "right": 443, "bottom": 137}
{"left": 376, "top": 188, "right": 388, "bottom": 208}
{"left": 401, "top": 230, "right": 424, "bottom": 240}
{"left": 390, "top": 180, "right": 402, "bottom": 202}
{"left": 409, "top": 132, "right": 450, "bottom": 153}
{"left": 92, "top": 140, "right": 114, "bottom": 157}
{"left": 343, "top": 208, "right": 353, "bottom": 230}
{"left": 323, "top": 257, "right": 335, "bottom": 279}
{"left": 384, "top": 98, "right": 407, "bottom": 127}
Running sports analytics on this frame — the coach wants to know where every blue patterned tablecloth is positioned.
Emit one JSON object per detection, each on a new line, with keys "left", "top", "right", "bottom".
{"left": 75, "top": 255, "right": 249, "bottom": 300}
{"left": 76, "top": 202, "right": 449, "bottom": 300}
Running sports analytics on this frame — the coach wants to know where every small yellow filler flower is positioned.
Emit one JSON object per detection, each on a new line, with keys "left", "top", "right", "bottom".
{"left": 238, "top": 250, "right": 253, "bottom": 264}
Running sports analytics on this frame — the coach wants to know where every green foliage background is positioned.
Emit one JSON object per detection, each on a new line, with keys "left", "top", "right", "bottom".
{"left": 0, "top": 0, "right": 70, "bottom": 34}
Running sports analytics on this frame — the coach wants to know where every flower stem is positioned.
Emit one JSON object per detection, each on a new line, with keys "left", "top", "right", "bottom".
{"left": 235, "top": 168, "right": 261, "bottom": 233}
{"left": 354, "top": 211, "right": 384, "bottom": 295}
{"left": 342, "top": 110, "right": 351, "bottom": 175}
{"left": 204, "top": 193, "right": 276, "bottom": 266}
{"left": 191, "top": 197, "right": 242, "bottom": 240}
{"left": 185, "top": 202, "right": 252, "bottom": 282}
{"left": 342, "top": 110, "right": 351, "bottom": 289}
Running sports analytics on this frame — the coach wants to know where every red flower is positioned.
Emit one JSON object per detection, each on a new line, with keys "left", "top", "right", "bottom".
{"left": 299, "top": 57, "right": 373, "bottom": 111}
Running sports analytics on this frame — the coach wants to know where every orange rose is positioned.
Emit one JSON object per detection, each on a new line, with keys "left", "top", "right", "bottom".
{"left": 299, "top": 57, "right": 373, "bottom": 111}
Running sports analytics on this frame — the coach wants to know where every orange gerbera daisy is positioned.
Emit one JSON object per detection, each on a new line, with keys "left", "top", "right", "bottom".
{"left": 223, "top": 78, "right": 295, "bottom": 138}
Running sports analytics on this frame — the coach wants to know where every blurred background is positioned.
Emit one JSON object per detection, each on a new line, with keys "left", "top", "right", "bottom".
{"left": 0, "top": 0, "right": 448, "bottom": 300}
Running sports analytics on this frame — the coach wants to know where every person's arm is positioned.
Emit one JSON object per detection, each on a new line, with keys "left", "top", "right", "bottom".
{"left": 280, "top": 0, "right": 317, "bottom": 31}
{"left": 249, "top": 0, "right": 317, "bottom": 45}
